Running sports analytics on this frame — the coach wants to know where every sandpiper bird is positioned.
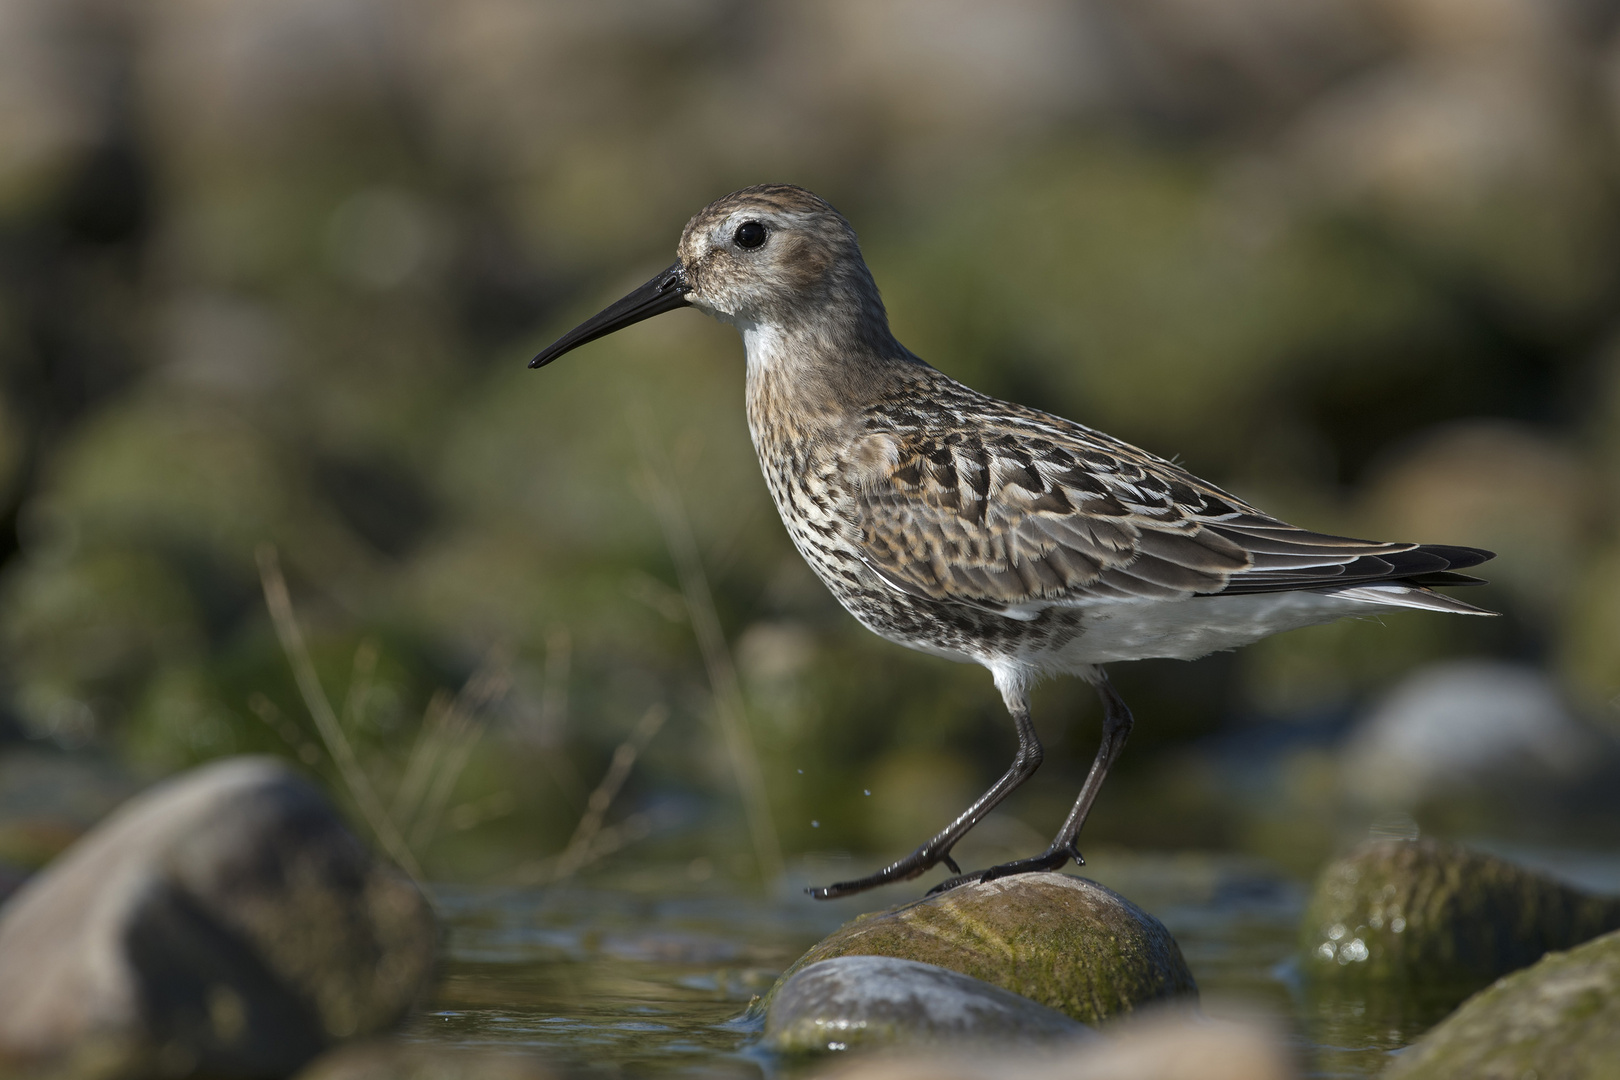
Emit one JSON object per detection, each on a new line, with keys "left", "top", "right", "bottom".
{"left": 531, "top": 184, "right": 1495, "bottom": 900}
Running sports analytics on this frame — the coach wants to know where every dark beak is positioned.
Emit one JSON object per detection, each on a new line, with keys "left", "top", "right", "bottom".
{"left": 529, "top": 261, "right": 692, "bottom": 368}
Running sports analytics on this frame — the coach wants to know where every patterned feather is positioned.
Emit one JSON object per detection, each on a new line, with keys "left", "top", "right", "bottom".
{"left": 840, "top": 369, "right": 1491, "bottom": 617}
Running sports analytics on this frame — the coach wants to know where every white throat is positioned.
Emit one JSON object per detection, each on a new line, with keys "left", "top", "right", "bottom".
{"left": 738, "top": 318, "right": 791, "bottom": 380}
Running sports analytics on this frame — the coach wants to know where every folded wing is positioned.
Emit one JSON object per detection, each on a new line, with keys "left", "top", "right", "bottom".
{"left": 847, "top": 415, "right": 1492, "bottom": 616}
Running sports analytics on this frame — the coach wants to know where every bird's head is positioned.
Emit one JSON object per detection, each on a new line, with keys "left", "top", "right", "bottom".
{"left": 530, "top": 184, "right": 885, "bottom": 369}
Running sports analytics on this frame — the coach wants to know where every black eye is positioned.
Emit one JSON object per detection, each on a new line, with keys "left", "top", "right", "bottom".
{"left": 734, "top": 221, "right": 767, "bottom": 249}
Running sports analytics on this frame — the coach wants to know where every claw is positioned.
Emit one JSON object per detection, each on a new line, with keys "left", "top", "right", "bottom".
{"left": 926, "top": 872, "right": 974, "bottom": 896}
{"left": 810, "top": 837, "right": 981, "bottom": 900}
{"left": 809, "top": 850, "right": 936, "bottom": 900}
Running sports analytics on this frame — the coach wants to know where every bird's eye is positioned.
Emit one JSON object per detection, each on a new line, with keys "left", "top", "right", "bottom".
{"left": 734, "top": 221, "right": 767, "bottom": 249}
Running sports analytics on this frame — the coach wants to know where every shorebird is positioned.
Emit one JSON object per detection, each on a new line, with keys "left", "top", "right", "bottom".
{"left": 530, "top": 184, "right": 1495, "bottom": 900}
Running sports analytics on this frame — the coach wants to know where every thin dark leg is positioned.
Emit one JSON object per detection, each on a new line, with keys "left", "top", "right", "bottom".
{"left": 926, "top": 672, "right": 1133, "bottom": 895}
{"left": 808, "top": 699, "right": 1043, "bottom": 900}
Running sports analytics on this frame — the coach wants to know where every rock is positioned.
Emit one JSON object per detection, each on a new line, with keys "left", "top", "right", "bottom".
{"left": 0, "top": 756, "right": 438, "bottom": 1078}
{"left": 295, "top": 1039, "right": 557, "bottom": 1080}
{"left": 1339, "top": 660, "right": 1610, "bottom": 810}
{"left": 805, "top": 1011, "right": 1294, "bottom": 1080}
{"left": 1384, "top": 927, "right": 1620, "bottom": 1080}
{"left": 1299, "top": 839, "right": 1620, "bottom": 987}
{"left": 769, "top": 873, "right": 1196, "bottom": 1026}
{"left": 763, "top": 955, "right": 1093, "bottom": 1054}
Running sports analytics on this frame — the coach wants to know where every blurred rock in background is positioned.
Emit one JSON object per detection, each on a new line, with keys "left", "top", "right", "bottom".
{"left": 1340, "top": 661, "right": 1620, "bottom": 838}
{"left": 0, "top": 757, "right": 437, "bottom": 1077}
{"left": 0, "top": 0, "right": 1617, "bottom": 881}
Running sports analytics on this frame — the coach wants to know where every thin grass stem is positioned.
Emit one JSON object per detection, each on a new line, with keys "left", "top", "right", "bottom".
{"left": 552, "top": 703, "right": 667, "bottom": 880}
{"left": 406, "top": 654, "right": 511, "bottom": 852}
{"left": 392, "top": 689, "right": 453, "bottom": 830}
{"left": 630, "top": 414, "right": 783, "bottom": 886}
{"left": 256, "top": 545, "right": 423, "bottom": 879}
{"left": 340, "top": 639, "right": 379, "bottom": 736}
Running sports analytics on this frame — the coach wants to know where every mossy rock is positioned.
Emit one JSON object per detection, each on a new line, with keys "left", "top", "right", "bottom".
{"left": 765, "top": 873, "right": 1196, "bottom": 1026}
{"left": 1384, "top": 928, "right": 1620, "bottom": 1079}
{"left": 1300, "top": 839, "right": 1620, "bottom": 986}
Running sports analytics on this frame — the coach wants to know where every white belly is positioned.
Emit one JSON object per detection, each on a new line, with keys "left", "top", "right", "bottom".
{"left": 1054, "top": 590, "right": 1386, "bottom": 666}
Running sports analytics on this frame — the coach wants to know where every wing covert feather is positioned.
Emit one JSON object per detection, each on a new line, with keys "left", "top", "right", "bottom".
{"left": 844, "top": 412, "right": 1490, "bottom": 613}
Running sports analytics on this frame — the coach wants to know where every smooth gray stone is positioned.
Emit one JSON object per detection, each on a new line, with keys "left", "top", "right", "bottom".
{"left": 763, "top": 955, "right": 1095, "bottom": 1054}
{"left": 1340, "top": 661, "right": 1613, "bottom": 808}
{"left": 0, "top": 756, "right": 437, "bottom": 1079}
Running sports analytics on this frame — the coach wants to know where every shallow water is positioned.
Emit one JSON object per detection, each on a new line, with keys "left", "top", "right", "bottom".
{"left": 405, "top": 847, "right": 1620, "bottom": 1078}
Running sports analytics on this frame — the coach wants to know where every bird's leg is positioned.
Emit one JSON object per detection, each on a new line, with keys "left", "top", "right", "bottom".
{"left": 927, "top": 672, "right": 1133, "bottom": 895}
{"left": 808, "top": 701, "right": 1043, "bottom": 900}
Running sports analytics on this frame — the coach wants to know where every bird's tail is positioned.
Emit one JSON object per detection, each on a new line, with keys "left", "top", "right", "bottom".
{"left": 1328, "top": 583, "right": 1498, "bottom": 616}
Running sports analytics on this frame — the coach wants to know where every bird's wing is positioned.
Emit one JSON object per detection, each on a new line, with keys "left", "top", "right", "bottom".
{"left": 844, "top": 412, "right": 1491, "bottom": 616}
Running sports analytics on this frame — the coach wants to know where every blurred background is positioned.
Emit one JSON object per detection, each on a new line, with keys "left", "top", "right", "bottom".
{"left": 2, "top": 0, "right": 1619, "bottom": 889}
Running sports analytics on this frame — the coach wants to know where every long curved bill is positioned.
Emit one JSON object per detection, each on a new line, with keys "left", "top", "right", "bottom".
{"left": 529, "top": 261, "right": 692, "bottom": 368}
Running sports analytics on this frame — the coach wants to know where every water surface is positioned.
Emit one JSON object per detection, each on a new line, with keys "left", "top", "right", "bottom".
{"left": 407, "top": 847, "right": 1620, "bottom": 1077}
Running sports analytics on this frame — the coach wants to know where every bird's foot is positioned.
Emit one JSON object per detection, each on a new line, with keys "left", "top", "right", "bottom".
{"left": 924, "top": 842, "right": 1083, "bottom": 896}
{"left": 807, "top": 842, "right": 962, "bottom": 900}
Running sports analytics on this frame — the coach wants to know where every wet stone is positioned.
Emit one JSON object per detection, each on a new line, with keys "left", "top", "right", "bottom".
{"left": 0, "top": 756, "right": 438, "bottom": 1078}
{"left": 1384, "top": 927, "right": 1620, "bottom": 1080}
{"left": 1299, "top": 839, "right": 1620, "bottom": 987}
{"left": 799, "top": 1011, "right": 1291, "bottom": 1080}
{"left": 763, "top": 955, "right": 1094, "bottom": 1054}
{"left": 768, "top": 873, "right": 1197, "bottom": 1026}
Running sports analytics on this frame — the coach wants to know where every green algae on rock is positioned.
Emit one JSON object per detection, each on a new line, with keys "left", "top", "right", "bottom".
{"left": 766, "top": 873, "right": 1196, "bottom": 1026}
{"left": 1299, "top": 839, "right": 1620, "bottom": 985}
{"left": 763, "top": 955, "right": 1094, "bottom": 1054}
{"left": 1384, "top": 927, "right": 1620, "bottom": 1080}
